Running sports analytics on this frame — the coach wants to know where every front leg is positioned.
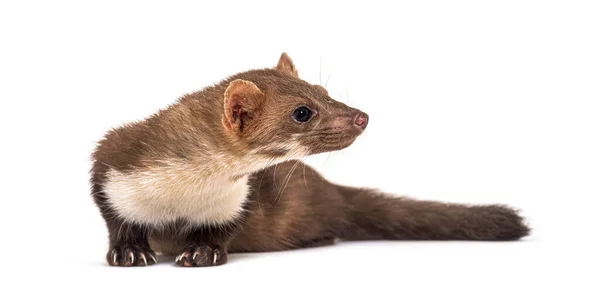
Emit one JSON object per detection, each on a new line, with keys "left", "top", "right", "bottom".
{"left": 106, "top": 219, "right": 157, "bottom": 267}
{"left": 175, "top": 224, "right": 235, "bottom": 267}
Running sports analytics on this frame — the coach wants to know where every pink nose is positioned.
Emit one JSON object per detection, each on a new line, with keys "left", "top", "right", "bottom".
{"left": 354, "top": 112, "right": 369, "bottom": 129}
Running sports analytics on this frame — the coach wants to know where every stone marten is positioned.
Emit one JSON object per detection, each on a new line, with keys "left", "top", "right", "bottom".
{"left": 91, "top": 53, "right": 529, "bottom": 267}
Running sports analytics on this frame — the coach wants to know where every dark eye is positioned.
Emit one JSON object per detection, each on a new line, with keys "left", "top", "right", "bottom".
{"left": 292, "top": 106, "right": 313, "bottom": 122}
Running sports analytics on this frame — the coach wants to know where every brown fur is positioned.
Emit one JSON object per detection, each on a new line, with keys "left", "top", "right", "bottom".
{"left": 149, "top": 161, "right": 529, "bottom": 254}
{"left": 238, "top": 162, "right": 529, "bottom": 251}
{"left": 91, "top": 53, "right": 529, "bottom": 267}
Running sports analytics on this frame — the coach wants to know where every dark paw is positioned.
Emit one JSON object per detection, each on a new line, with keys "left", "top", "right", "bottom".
{"left": 175, "top": 244, "right": 226, "bottom": 267}
{"left": 107, "top": 245, "right": 158, "bottom": 267}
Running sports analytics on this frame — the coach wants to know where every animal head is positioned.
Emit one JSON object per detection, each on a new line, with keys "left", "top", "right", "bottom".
{"left": 221, "top": 53, "right": 368, "bottom": 159}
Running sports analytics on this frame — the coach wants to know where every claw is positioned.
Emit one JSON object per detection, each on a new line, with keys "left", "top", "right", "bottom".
{"left": 139, "top": 253, "right": 148, "bottom": 266}
{"left": 213, "top": 249, "right": 219, "bottom": 265}
{"left": 111, "top": 249, "right": 118, "bottom": 265}
{"left": 175, "top": 252, "right": 187, "bottom": 263}
{"left": 149, "top": 253, "right": 158, "bottom": 264}
{"left": 128, "top": 251, "right": 135, "bottom": 264}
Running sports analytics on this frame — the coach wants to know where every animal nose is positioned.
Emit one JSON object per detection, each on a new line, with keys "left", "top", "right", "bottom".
{"left": 354, "top": 112, "right": 369, "bottom": 130}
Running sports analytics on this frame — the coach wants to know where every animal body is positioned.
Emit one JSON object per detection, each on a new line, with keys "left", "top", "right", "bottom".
{"left": 91, "top": 53, "right": 529, "bottom": 267}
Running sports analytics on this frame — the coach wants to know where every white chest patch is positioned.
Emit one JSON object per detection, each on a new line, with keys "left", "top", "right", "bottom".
{"left": 103, "top": 163, "right": 249, "bottom": 226}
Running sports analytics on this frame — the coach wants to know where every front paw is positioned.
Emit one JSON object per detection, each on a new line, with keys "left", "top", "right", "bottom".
{"left": 107, "top": 245, "right": 158, "bottom": 267}
{"left": 175, "top": 244, "right": 226, "bottom": 267}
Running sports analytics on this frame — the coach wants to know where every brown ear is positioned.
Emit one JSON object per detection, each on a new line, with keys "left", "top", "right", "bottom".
{"left": 222, "top": 79, "right": 265, "bottom": 134}
{"left": 275, "top": 52, "right": 299, "bottom": 78}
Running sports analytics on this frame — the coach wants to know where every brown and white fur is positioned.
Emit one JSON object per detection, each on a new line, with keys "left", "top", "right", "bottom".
{"left": 91, "top": 53, "right": 529, "bottom": 267}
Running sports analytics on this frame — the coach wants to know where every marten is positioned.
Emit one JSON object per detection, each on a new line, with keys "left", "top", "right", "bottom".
{"left": 91, "top": 52, "right": 529, "bottom": 267}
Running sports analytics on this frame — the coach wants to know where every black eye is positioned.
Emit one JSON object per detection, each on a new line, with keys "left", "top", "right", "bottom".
{"left": 292, "top": 106, "right": 313, "bottom": 122}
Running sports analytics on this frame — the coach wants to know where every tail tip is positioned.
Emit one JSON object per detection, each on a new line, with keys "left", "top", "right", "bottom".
{"left": 482, "top": 204, "right": 531, "bottom": 241}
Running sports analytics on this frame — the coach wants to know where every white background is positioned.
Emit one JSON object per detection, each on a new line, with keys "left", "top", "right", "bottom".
{"left": 1, "top": 1, "right": 598, "bottom": 304}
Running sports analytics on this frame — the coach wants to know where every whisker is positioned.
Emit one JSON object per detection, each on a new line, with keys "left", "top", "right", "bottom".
{"left": 272, "top": 163, "right": 280, "bottom": 189}
{"left": 302, "top": 157, "right": 308, "bottom": 189}
{"left": 319, "top": 56, "right": 322, "bottom": 86}
{"left": 273, "top": 160, "right": 301, "bottom": 205}
{"left": 324, "top": 152, "right": 332, "bottom": 166}
{"left": 255, "top": 157, "right": 276, "bottom": 217}
{"left": 346, "top": 85, "right": 353, "bottom": 106}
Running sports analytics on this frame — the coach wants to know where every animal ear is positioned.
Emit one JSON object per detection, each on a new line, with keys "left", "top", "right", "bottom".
{"left": 222, "top": 79, "right": 265, "bottom": 135}
{"left": 275, "top": 52, "right": 299, "bottom": 78}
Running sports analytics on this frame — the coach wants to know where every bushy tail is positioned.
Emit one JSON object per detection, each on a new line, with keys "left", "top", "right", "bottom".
{"left": 337, "top": 186, "right": 530, "bottom": 241}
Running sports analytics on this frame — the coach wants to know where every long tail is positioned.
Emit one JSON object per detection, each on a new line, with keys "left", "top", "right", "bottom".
{"left": 337, "top": 186, "right": 530, "bottom": 241}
